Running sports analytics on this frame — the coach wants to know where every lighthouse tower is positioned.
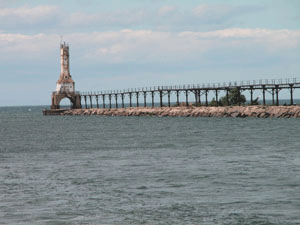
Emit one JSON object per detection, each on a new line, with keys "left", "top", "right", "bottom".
{"left": 56, "top": 42, "right": 75, "bottom": 93}
{"left": 50, "top": 43, "right": 81, "bottom": 109}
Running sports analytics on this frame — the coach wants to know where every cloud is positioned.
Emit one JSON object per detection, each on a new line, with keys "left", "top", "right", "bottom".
{"left": 64, "top": 3, "right": 265, "bottom": 31}
{"left": 0, "top": 3, "right": 266, "bottom": 33}
{"left": 1, "top": 28, "right": 299, "bottom": 65}
{"left": 0, "top": 33, "right": 58, "bottom": 61}
{"left": 0, "top": 5, "right": 62, "bottom": 30}
{"left": 195, "top": 28, "right": 300, "bottom": 49}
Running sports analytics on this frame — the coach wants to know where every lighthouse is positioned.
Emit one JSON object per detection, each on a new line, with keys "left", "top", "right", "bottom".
{"left": 56, "top": 42, "right": 75, "bottom": 93}
{"left": 50, "top": 42, "right": 81, "bottom": 109}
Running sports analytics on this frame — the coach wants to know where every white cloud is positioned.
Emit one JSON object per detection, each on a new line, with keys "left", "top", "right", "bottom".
{"left": 0, "top": 5, "right": 61, "bottom": 27}
{"left": 0, "top": 33, "right": 58, "bottom": 61}
{"left": 0, "top": 3, "right": 266, "bottom": 33}
{"left": 194, "top": 28, "right": 300, "bottom": 49}
{"left": 0, "top": 28, "right": 299, "bottom": 64}
{"left": 63, "top": 3, "right": 265, "bottom": 32}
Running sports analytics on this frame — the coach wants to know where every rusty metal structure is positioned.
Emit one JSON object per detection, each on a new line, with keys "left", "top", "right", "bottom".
{"left": 50, "top": 42, "right": 81, "bottom": 109}
{"left": 79, "top": 78, "right": 300, "bottom": 109}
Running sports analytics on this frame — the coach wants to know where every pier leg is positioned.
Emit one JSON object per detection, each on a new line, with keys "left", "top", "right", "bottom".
{"left": 262, "top": 85, "right": 266, "bottom": 105}
{"left": 250, "top": 86, "right": 253, "bottom": 105}
{"left": 96, "top": 96, "right": 99, "bottom": 108}
{"left": 84, "top": 96, "right": 87, "bottom": 109}
{"left": 129, "top": 93, "right": 132, "bottom": 107}
{"left": 194, "top": 91, "right": 198, "bottom": 106}
{"left": 272, "top": 89, "right": 275, "bottom": 105}
{"left": 108, "top": 95, "right": 111, "bottom": 109}
{"left": 186, "top": 91, "right": 189, "bottom": 106}
{"left": 136, "top": 92, "right": 139, "bottom": 107}
{"left": 275, "top": 85, "right": 279, "bottom": 106}
{"left": 226, "top": 88, "right": 230, "bottom": 106}
{"left": 89, "top": 95, "right": 92, "bottom": 108}
{"left": 176, "top": 90, "right": 179, "bottom": 106}
{"left": 168, "top": 91, "right": 171, "bottom": 107}
{"left": 160, "top": 91, "right": 163, "bottom": 107}
{"left": 102, "top": 95, "right": 105, "bottom": 109}
{"left": 290, "top": 84, "right": 294, "bottom": 105}
{"left": 115, "top": 94, "right": 118, "bottom": 108}
{"left": 215, "top": 90, "right": 218, "bottom": 107}
{"left": 205, "top": 90, "right": 208, "bottom": 107}
{"left": 122, "top": 94, "right": 124, "bottom": 108}
{"left": 144, "top": 92, "right": 147, "bottom": 107}
{"left": 109, "top": 94, "right": 112, "bottom": 109}
{"left": 151, "top": 91, "right": 154, "bottom": 108}
{"left": 198, "top": 90, "right": 201, "bottom": 105}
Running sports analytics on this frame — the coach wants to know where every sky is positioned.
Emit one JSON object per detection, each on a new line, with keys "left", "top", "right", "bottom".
{"left": 0, "top": 0, "right": 300, "bottom": 106}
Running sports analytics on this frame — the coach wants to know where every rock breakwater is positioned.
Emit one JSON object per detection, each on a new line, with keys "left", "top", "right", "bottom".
{"left": 53, "top": 106, "right": 300, "bottom": 118}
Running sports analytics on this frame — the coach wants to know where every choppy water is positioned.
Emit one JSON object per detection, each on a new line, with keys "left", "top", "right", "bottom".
{"left": 1, "top": 106, "right": 300, "bottom": 224}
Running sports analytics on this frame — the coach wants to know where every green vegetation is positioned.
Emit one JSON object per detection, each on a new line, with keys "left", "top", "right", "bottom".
{"left": 210, "top": 88, "right": 247, "bottom": 106}
{"left": 210, "top": 97, "right": 218, "bottom": 106}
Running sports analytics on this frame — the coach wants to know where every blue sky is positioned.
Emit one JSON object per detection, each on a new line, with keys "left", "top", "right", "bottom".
{"left": 0, "top": 0, "right": 300, "bottom": 106}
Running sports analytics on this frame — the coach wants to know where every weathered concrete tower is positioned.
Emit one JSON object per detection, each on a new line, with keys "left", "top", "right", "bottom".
{"left": 51, "top": 43, "right": 81, "bottom": 109}
{"left": 56, "top": 42, "right": 74, "bottom": 93}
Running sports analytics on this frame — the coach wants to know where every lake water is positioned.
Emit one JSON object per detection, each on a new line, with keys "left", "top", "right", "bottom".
{"left": 1, "top": 106, "right": 300, "bottom": 224}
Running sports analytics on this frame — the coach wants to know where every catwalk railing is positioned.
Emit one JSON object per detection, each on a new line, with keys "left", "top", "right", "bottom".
{"left": 78, "top": 77, "right": 300, "bottom": 109}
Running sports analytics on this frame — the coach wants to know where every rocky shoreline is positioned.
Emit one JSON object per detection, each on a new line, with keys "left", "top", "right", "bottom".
{"left": 45, "top": 105, "right": 300, "bottom": 118}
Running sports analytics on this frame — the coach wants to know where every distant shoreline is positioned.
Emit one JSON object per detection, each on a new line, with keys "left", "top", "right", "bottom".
{"left": 43, "top": 105, "right": 300, "bottom": 118}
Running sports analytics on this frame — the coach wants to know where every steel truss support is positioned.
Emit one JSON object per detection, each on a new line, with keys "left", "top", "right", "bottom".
{"left": 84, "top": 96, "right": 87, "bottom": 109}
{"left": 115, "top": 94, "right": 118, "bottom": 108}
{"left": 121, "top": 94, "right": 124, "bottom": 108}
{"left": 176, "top": 90, "right": 180, "bottom": 106}
{"left": 168, "top": 91, "right": 171, "bottom": 107}
{"left": 185, "top": 90, "right": 189, "bottom": 106}
{"left": 249, "top": 86, "right": 253, "bottom": 105}
{"left": 102, "top": 95, "right": 105, "bottom": 109}
{"left": 144, "top": 92, "right": 147, "bottom": 107}
{"left": 205, "top": 90, "right": 208, "bottom": 107}
{"left": 151, "top": 91, "right": 155, "bottom": 108}
{"left": 109, "top": 94, "right": 112, "bottom": 109}
{"left": 89, "top": 95, "right": 92, "bottom": 108}
{"left": 275, "top": 85, "right": 279, "bottom": 106}
{"left": 96, "top": 96, "right": 99, "bottom": 108}
{"left": 129, "top": 93, "right": 132, "bottom": 107}
{"left": 136, "top": 92, "right": 139, "bottom": 107}
{"left": 262, "top": 85, "right": 266, "bottom": 105}
{"left": 290, "top": 84, "right": 294, "bottom": 105}
{"left": 215, "top": 90, "right": 219, "bottom": 107}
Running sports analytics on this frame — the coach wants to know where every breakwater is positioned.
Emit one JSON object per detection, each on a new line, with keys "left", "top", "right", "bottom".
{"left": 45, "top": 106, "right": 300, "bottom": 118}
